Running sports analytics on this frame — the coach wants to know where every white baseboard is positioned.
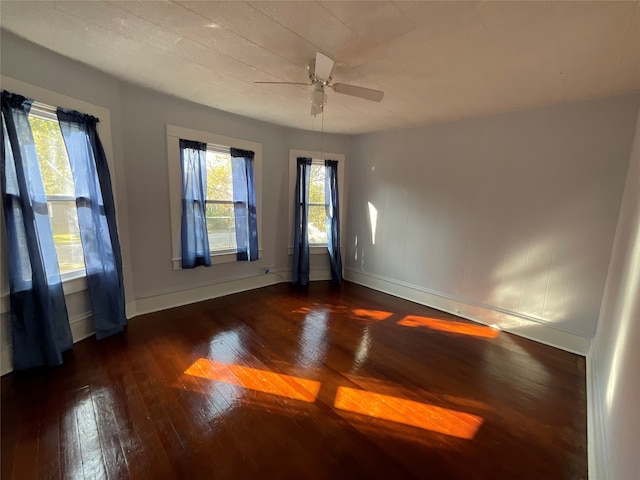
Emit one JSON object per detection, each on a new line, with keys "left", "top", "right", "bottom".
{"left": 344, "top": 269, "right": 591, "bottom": 355}
{"left": 69, "top": 312, "right": 95, "bottom": 343}
{"left": 125, "top": 300, "right": 137, "bottom": 320}
{"left": 587, "top": 347, "right": 610, "bottom": 479}
{"left": 134, "top": 273, "right": 285, "bottom": 316}
{"left": 134, "top": 269, "right": 334, "bottom": 316}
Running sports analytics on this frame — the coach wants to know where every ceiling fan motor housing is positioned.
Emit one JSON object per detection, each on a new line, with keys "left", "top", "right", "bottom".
{"left": 308, "top": 61, "right": 332, "bottom": 86}
{"left": 311, "top": 83, "right": 326, "bottom": 108}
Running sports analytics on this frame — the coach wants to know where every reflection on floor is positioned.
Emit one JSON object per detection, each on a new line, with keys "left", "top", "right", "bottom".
{"left": 1, "top": 282, "right": 587, "bottom": 479}
{"left": 182, "top": 359, "right": 483, "bottom": 439}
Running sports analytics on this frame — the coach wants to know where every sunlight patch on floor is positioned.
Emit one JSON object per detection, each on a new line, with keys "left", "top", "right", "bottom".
{"left": 397, "top": 315, "right": 499, "bottom": 339}
{"left": 184, "top": 359, "right": 321, "bottom": 402}
{"left": 335, "top": 386, "right": 483, "bottom": 439}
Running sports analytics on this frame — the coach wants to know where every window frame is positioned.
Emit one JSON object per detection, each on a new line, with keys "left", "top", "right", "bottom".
{"left": 307, "top": 161, "right": 329, "bottom": 245}
{"left": 1, "top": 75, "right": 117, "bottom": 292}
{"left": 167, "top": 124, "right": 262, "bottom": 270}
{"left": 203, "top": 144, "right": 238, "bottom": 255}
{"left": 28, "top": 104, "right": 86, "bottom": 277}
{"left": 288, "top": 149, "right": 345, "bottom": 256}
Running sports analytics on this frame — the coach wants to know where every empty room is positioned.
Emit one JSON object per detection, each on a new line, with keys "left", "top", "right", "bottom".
{"left": 1, "top": 1, "right": 639, "bottom": 479}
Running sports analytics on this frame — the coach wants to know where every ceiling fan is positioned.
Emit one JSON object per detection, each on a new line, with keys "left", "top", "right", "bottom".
{"left": 255, "top": 52, "right": 384, "bottom": 116}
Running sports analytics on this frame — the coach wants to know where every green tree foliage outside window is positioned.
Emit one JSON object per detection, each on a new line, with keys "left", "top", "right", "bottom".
{"left": 30, "top": 116, "right": 74, "bottom": 196}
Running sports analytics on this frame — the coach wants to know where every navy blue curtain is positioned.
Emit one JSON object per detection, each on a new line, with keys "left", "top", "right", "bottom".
{"left": 292, "top": 157, "right": 312, "bottom": 285}
{"left": 231, "top": 148, "right": 258, "bottom": 261}
{"left": 57, "top": 108, "right": 127, "bottom": 339}
{"left": 325, "top": 160, "right": 343, "bottom": 284}
{"left": 179, "top": 139, "right": 210, "bottom": 268}
{"left": 1, "top": 91, "right": 72, "bottom": 369}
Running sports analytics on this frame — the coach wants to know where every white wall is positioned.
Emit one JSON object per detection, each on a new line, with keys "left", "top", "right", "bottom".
{"left": 346, "top": 94, "right": 639, "bottom": 352}
{"left": 589, "top": 105, "right": 640, "bottom": 479}
{"left": 118, "top": 84, "right": 350, "bottom": 301}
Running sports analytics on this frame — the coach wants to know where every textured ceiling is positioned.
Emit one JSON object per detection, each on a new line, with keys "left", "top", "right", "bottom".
{"left": 1, "top": 1, "right": 639, "bottom": 134}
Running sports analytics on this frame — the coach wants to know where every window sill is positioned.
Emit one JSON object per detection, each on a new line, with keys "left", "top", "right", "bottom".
{"left": 172, "top": 249, "right": 263, "bottom": 270}
{"left": 61, "top": 270, "right": 87, "bottom": 295}
{"left": 1, "top": 270, "right": 87, "bottom": 314}
{"left": 287, "top": 245, "right": 334, "bottom": 256}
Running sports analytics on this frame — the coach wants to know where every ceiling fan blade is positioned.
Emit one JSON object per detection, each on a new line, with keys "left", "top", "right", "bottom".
{"left": 254, "top": 81, "right": 311, "bottom": 85}
{"left": 314, "top": 52, "right": 334, "bottom": 82}
{"left": 331, "top": 83, "right": 384, "bottom": 102}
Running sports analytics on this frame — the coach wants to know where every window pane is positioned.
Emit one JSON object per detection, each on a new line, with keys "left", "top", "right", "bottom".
{"left": 206, "top": 203, "right": 237, "bottom": 251}
{"left": 30, "top": 114, "right": 86, "bottom": 274}
{"left": 30, "top": 116, "right": 75, "bottom": 197}
{"left": 206, "top": 151, "right": 233, "bottom": 202}
{"left": 49, "top": 200, "right": 85, "bottom": 273}
{"left": 308, "top": 163, "right": 327, "bottom": 244}
{"left": 308, "top": 205, "right": 327, "bottom": 244}
{"left": 309, "top": 164, "right": 325, "bottom": 204}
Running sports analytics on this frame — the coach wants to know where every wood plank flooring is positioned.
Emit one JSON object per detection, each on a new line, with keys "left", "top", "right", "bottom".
{"left": 1, "top": 281, "right": 587, "bottom": 479}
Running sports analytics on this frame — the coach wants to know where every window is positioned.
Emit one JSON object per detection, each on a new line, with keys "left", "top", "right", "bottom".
{"left": 2, "top": 86, "right": 114, "bottom": 282}
{"left": 167, "top": 125, "right": 262, "bottom": 269}
{"left": 288, "top": 149, "right": 345, "bottom": 254}
{"left": 204, "top": 145, "right": 236, "bottom": 252}
{"left": 3, "top": 86, "right": 127, "bottom": 369}
{"left": 308, "top": 162, "right": 328, "bottom": 244}
{"left": 29, "top": 105, "right": 85, "bottom": 275}
{"left": 1, "top": 76, "right": 119, "bottom": 362}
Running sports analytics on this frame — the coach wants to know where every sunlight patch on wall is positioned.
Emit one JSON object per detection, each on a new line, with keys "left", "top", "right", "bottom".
{"left": 184, "top": 359, "right": 321, "bottom": 403}
{"left": 397, "top": 315, "right": 499, "bottom": 339}
{"left": 605, "top": 215, "right": 640, "bottom": 412}
{"left": 334, "top": 386, "right": 483, "bottom": 439}
{"left": 368, "top": 202, "right": 377, "bottom": 245}
{"left": 489, "top": 237, "right": 577, "bottom": 324}
{"left": 354, "top": 235, "right": 358, "bottom": 262}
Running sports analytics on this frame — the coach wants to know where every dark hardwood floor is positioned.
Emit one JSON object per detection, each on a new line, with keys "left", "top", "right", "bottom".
{"left": 1, "top": 281, "right": 587, "bottom": 479}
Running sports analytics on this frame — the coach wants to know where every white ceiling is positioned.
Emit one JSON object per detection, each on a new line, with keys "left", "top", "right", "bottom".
{"left": 1, "top": 1, "right": 639, "bottom": 134}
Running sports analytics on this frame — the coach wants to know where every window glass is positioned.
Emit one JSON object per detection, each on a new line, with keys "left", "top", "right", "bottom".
{"left": 29, "top": 114, "right": 85, "bottom": 274}
{"left": 206, "top": 203, "right": 236, "bottom": 251}
{"left": 205, "top": 148, "right": 237, "bottom": 251}
{"left": 308, "top": 163, "right": 327, "bottom": 244}
{"left": 206, "top": 150, "right": 233, "bottom": 202}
